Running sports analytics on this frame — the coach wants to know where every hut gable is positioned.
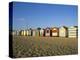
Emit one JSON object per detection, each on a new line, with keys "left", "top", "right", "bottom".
{"left": 68, "top": 26, "right": 78, "bottom": 30}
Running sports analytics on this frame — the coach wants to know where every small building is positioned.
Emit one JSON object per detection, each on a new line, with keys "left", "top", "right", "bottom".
{"left": 28, "top": 29, "right": 32, "bottom": 36}
{"left": 35, "top": 29, "right": 40, "bottom": 36}
{"left": 32, "top": 29, "right": 40, "bottom": 36}
{"left": 11, "top": 30, "right": 20, "bottom": 36}
{"left": 26, "top": 30, "right": 29, "bottom": 36}
{"left": 59, "top": 26, "right": 68, "bottom": 37}
{"left": 44, "top": 28, "right": 50, "bottom": 36}
{"left": 16, "top": 30, "right": 20, "bottom": 36}
{"left": 68, "top": 26, "right": 78, "bottom": 38}
{"left": 20, "top": 30, "right": 27, "bottom": 36}
{"left": 12, "top": 30, "right": 17, "bottom": 36}
{"left": 51, "top": 27, "right": 59, "bottom": 37}
{"left": 32, "top": 29, "right": 35, "bottom": 36}
{"left": 40, "top": 29, "right": 44, "bottom": 36}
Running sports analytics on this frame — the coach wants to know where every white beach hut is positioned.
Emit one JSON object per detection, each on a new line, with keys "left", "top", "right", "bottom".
{"left": 40, "top": 29, "right": 44, "bottom": 36}
{"left": 59, "top": 26, "right": 68, "bottom": 37}
{"left": 28, "top": 29, "right": 32, "bottom": 36}
{"left": 12, "top": 30, "right": 17, "bottom": 36}
{"left": 44, "top": 28, "right": 50, "bottom": 37}
{"left": 32, "top": 29, "right": 36, "bottom": 36}
{"left": 68, "top": 26, "right": 78, "bottom": 38}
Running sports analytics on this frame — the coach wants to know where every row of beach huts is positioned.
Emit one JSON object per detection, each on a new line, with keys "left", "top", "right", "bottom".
{"left": 11, "top": 26, "right": 78, "bottom": 38}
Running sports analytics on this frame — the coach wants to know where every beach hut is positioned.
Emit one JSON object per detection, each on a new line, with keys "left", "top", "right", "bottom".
{"left": 32, "top": 29, "right": 36, "bottom": 36}
{"left": 51, "top": 27, "right": 59, "bottom": 37}
{"left": 32, "top": 29, "right": 39, "bottom": 36}
{"left": 16, "top": 30, "right": 20, "bottom": 36}
{"left": 12, "top": 30, "right": 17, "bottom": 36}
{"left": 19, "top": 30, "right": 23, "bottom": 36}
{"left": 35, "top": 29, "right": 40, "bottom": 36}
{"left": 40, "top": 29, "right": 44, "bottom": 36}
{"left": 44, "top": 28, "right": 50, "bottom": 36}
{"left": 59, "top": 26, "right": 68, "bottom": 37}
{"left": 26, "top": 30, "right": 29, "bottom": 36}
{"left": 68, "top": 26, "right": 78, "bottom": 38}
{"left": 28, "top": 29, "right": 32, "bottom": 36}
{"left": 20, "top": 30, "right": 27, "bottom": 36}
{"left": 12, "top": 30, "right": 20, "bottom": 36}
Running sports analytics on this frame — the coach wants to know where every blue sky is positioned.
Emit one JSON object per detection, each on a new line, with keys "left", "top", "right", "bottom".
{"left": 12, "top": 2, "right": 78, "bottom": 30}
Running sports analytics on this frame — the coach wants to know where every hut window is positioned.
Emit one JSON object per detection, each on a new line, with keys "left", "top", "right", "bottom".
{"left": 52, "top": 29, "right": 57, "bottom": 32}
{"left": 47, "top": 30, "right": 49, "bottom": 33}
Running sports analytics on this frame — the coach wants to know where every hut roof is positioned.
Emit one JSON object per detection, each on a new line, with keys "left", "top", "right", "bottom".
{"left": 61, "top": 26, "right": 68, "bottom": 29}
{"left": 51, "top": 27, "right": 59, "bottom": 30}
{"left": 74, "top": 26, "right": 78, "bottom": 28}
{"left": 69, "top": 26, "right": 78, "bottom": 29}
{"left": 58, "top": 26, "right": 68, "bottom": 30}
{"left": 45, "top": 27, "right": 51, "bottom": 30}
